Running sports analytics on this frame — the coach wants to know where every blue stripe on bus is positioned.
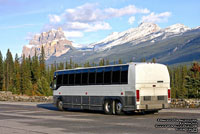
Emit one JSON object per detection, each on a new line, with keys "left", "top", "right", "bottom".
{"left": 121, "top": 65, "right": 129, "bottom": 71}
{"left": 89, "top": 68, "right": 96, "bottom": 72}
{"left": 81, "top": 69, "right": 89, "bottom": 73}
{"left": 96, "top": 68, "right": 104, "bottom": 72}
{"left": 113, "top": 66, "right": 121, "bottom": 71}
{"left": 104, "top": 67, "right": 112, "bottom": 72}
{"left": 55, "top": 65, "right": 129, "bottom": 76}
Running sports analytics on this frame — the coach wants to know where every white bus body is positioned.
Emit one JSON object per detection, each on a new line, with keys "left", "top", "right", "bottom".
{"left": 52, "top": 62, "right": 170, "bottom": 114}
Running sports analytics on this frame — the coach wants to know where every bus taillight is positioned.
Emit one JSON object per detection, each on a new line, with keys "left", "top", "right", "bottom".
{"left": 136, "top": 90, "right": 140, "bottom": 102}
{"left": 168, "top": 89, "right": 171, "bottom": 100}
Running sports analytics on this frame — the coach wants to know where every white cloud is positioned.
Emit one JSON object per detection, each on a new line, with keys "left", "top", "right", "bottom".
{"left": 61, "top": 21, "right": 111, "bottom": 32}
{"left": 25, "top": 32, "right": 35, "bottom": 40}
{"left": 105, "top": 5, "right": 149, "bottom": 17}
{"left": 128, "top": 16, "right": 135, "bottom": 25}
{"left": 64, "top": 31, "right": 84, "bottom": 38}
{"left": 58, "top": 4, "right": 149, "bottom": 23}
{"left": 85, "top": 22, "right": 111, "bottom": 32}
{"left": 140, "top": 12, "right": 171, "bottom": 23}
{"left": 62, "top": 3, "right": 104, "bottom": 22}
{"left": 48, "top": 14, "right": 61, "bottom": 23}
{"left": 45, "top": 3, "right": 151, "bottom": 39}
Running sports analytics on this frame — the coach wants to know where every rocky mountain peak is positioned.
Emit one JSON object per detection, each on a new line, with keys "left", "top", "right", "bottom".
{"left": 22, "top": 28, "right": 73, "bottom": 59}
{"left": 91, "top": 22, "right": 161, "bottom": 51}
{"left": 164, "top": 23, "right": 190, "bottom": 33}
{"left": 138, "top": 22, "right": 161, "bottom": 30}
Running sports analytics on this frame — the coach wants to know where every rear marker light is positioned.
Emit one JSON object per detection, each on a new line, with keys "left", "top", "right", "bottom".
{"left": 121, "top": 92, "right": 123, "bottom": 95}
{"left": 136, "top": 90, "right": 140, "bottom": 102}
{"left": 168, "top": 89, "right": 171, "bottom": 100}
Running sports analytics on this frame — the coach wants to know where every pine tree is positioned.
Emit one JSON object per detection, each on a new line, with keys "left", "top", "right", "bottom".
{"left": 152, "top": 58, "right": 156, "bottom": 63}
{"left": 37, "top": 76, "right": 52, "bottom": 96}
{"left": 21, "top": 55, "right": 32, "bottom": 95}
{"left": 0, "top": 51, "right": 3, "bottom": 90}
{"left": 69, "top": 58, "right": 73, "bottom": 69}
{"left": 32, "top": 50, "right": 40, "bottom": 83}
{"left": 84, "top": 61, "right": 90, "bottom": 67}
{"left": 58, "top": 62, "right": 64, "bottom": 70}
{"left": 5, "top": 49, "right": 14, "bottom": 91}
{"left": 141, "top": 58, "right": 146, "bottom": 62}
{"left": 99, "top": 59, "right": 105, "bottom": 66}
{"left": 118, "top": 58, "right": 122, "bottom": 64}
{"left": 92, "top": 61, "right": 95, "bottom": 67}
{"left": 13, "top": 54, "right": 21, "bottom": 94}
{"left": 65, "top": 61, "right": 68, "bottom": 69}
{"left": 106, "top": 59, "right": 110, "bottom": 65}
{"left": 39, "top": 46, "right": 46, "bottom": 77}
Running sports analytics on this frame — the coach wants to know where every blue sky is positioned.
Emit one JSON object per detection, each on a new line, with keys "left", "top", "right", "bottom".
{"left": 0, "top": 0, "right": 199, "bottom": 57}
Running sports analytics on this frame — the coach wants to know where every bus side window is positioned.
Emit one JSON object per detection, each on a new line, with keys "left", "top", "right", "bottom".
{"left": 104, "top": 67, "right": 112, "bottom": 84}
{"left": 82, "top": 72, "right": 88, "bottom": 85}
{"left": 89, "top": 69, "right": 96, "bottom": 85}
{"left": 63, "top": 74, "right": 69, "bottom": 85}
{"left": 121, "top": 66, "right": 128, "bottom": 84}
{"left": 112, "top": 66, "right": 120, "bottom": 84}
{"left": 56, "top": 74, "right": 63, "bottom": 89}
{"left": 96, "top": 68, "right": 104, "bottom": 85}
{"left": 69, "top": 74, "right": 75, "bottom": 85}
{"left": 75, "top": 73, "right": 81, "bottom": 85}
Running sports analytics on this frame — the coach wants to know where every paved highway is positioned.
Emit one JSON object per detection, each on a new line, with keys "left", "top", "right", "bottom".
{"left": 0, "top": 102, "right": 199, "bottom": 134}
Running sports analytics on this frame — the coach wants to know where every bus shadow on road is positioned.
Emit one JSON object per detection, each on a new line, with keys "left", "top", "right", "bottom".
{"left": 36, "top": 103, "right": 105, "bottom": 114}
{"left": 36, "top": 103, "right": 158, "bottom": 116}
{"left": 37, "top": 103, "right": 58, "bottom": 111}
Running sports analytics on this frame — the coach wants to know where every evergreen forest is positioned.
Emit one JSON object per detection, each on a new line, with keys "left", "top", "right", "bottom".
{"left": 0, "top": 48, "right": 199, "bottom": 98}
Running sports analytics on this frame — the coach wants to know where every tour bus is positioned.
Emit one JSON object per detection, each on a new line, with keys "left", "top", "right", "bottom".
{"left": 52, "top": 62, "right": 170, "bottom": 115}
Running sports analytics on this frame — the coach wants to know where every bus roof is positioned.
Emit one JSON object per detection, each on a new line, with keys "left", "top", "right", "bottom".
{"left": 55, "top": 62, "right": 164, "bottom": 73}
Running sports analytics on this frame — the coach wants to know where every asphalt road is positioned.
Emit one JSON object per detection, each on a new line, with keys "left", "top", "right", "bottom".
{"left": 0, "top": 102, "right": 199, "bottom": 134}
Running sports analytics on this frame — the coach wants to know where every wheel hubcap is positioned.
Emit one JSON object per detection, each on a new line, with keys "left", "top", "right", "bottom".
{"left": 59, "top": 101, "right": 63, "bottom": 108}
{"left": 105, "top": 103, "right": 111, "bottom": 112}
{"left": 116, "top": 103, "right": 122, "bottom": 111}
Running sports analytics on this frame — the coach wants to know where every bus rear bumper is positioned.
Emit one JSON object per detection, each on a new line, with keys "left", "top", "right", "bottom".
{"left": 136, "top": 103, "right": 170, "bottom": 110}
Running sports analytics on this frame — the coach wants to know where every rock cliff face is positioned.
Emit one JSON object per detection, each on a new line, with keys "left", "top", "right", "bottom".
{"left": 22, "top": 28, "right": 73, "bottom": 59}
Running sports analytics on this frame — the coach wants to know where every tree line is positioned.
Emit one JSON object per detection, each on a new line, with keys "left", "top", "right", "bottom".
{"left": 0, "top": 48, "right": 199, "bottom": 98}
{"left": 0, "top": 48, "right": 124, "bottom": 96}
{"left": 169, "top": 62, "right": 200, "bottom": 99}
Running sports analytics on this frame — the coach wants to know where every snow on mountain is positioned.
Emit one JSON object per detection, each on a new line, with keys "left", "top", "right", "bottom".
{"left": 164, "top": 23, "right": 190, "bottom": 33}
{"left": 90, "top": 23, "right": 191, "bottom": 51}
{"left": 91, "top": 22, "right": 161, "bottom": 51}
{"left": 23, "top": 22, "right": 195, "bottom": 62}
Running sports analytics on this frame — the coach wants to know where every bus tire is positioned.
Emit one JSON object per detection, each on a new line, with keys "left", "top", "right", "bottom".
{"left": 104, "top": 100, "right": 113, "bottom": 115}
{"left": 57, "top": 99, "right": 64, "bottom": 111}
{"left": 115, "top": 101, "right": 124, "bottom": 115}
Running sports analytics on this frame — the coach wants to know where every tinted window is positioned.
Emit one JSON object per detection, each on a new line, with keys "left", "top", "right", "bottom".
{"left": 104, "top": 67, "right": 112, "bottom": 84}
{"left": 112, "top": 67, "right": 120, "bottom": 84}
{"left": 57, "top": 75, "right": 63, "bottom": 85}
{"left": 63, "top": 74, "right": 68, "bottom": 85}
{"left": 89, "top": 69, "right": 96, "bottom": 84}
{"left": 96, "top": 72, "right": 103, "bottom": 84}
{"left": 69, "top": 74, "right": 75, "bottom": 85}
{"left": 82, "top": 73, "right": 88, "bottom": 85}
{"left": 121, "top": 66, "right": 128, "bottom": 84}
{"left": 75, "top": 73, "right": 81, "bottom": 85}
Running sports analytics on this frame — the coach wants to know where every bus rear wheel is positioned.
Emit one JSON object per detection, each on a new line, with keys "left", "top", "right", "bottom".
{"left": 104, "top": 100, "right": 113, "bottom": 115}
{"left": 57, "top": 100, "right": 64, "bottom": 111}
{"left": 115, "top": 101, "right": 124, "bottom": 115}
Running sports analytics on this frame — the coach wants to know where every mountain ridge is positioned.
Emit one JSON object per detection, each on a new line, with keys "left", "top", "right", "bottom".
{"left": 22, "top": 23, "right": 200, "bottom": 65}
